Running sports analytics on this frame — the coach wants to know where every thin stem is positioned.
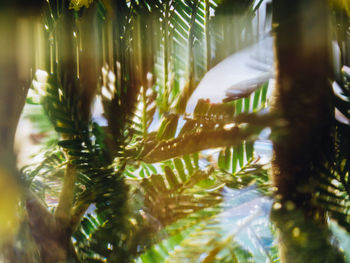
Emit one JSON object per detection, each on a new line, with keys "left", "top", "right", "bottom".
{"left": 70, "top": 200, "right": 91, "bottom": 231}
{"left": 54, "top": 163, "right": 76, "bottom": 226}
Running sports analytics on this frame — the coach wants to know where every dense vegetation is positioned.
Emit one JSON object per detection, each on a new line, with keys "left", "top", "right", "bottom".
{"left": 1, "top": 0, "right": 350, "bottom": 262}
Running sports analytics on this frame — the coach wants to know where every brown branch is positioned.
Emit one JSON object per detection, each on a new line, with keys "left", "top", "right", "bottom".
{"left": 25, "top": 191, "right": 69, "bottom": 263}
{"left": 54, "top": 163, "right": 77, "bottom": 227}
{"left": 142, "top": 112, "right": 278, "bottom": 163}
{"left": 142, "top": 124, "right": 262, "bottom": 163}
{"left": 26, "top": 191, "right": 56, "bottom": 234}
{"left": 70, "top": 198, "right": 93, "bottom": 232}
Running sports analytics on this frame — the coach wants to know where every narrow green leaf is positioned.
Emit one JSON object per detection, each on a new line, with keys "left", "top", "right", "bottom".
{"left": 244, "top": 97, "right": 250, "bottom": 113}
{"left": 235, "top": 99, "right": 242, "bottom": 116}
{"left": 245, "top": 141, "right": 254, "bottom": 160}
{"left": 237, "top": 143, "right": 244, "bottom": 167}
{"left": 183, "top": 154, "right": 194, "bottom": 175}
{"left": 224, "top": 147, "right": 231, "bottom": 170}
{"left": 140, "top": 169, "right": 145, "bottom": 178}
{"left": 218, "top": 150, "right": 225, "bottom": 170}
{"left": 141, "top": 163, "right": 151, "bottom": 177}
{"left": 252, "top": 86, "right": 261, "bottom": 111}
{"left": 192, "top": 152, "right": 199, "bottom": 168}
{"left": 146, "top": 163, "right": 157, "bottom": 174}
{"left": 81, "top": 218, "right": 95, "bottom": 235}
{"left": 124, "top": 170, "right": 136, "bottom": 178}
{"left": 261, "top": 82, "right": 268, "bottom": 104}
{"left": 174, "top": 158, "right": 187, "bottom": 182}
{"left": 58, "top": 139, "right": 83, "bottom": 149}
{"left": 231, "top": 147, "right": 238, "bottom": 173}
{"left": 164, "top": 166, "right": 180, "bottom": 189}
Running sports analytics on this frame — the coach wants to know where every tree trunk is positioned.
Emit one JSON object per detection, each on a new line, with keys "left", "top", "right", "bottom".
{"left": 270, "top": 0, "right": 344, "bottom": 262}
{"left": 272, "top": 0, "right": 332, "bottom": 209}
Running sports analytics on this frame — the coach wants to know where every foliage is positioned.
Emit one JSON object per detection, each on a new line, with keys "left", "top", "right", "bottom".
{"left": 312, "top": 67, "right": 350, "bottom": 235}
{"left": 9, "top": 0, "right": 350, "bottom": 262}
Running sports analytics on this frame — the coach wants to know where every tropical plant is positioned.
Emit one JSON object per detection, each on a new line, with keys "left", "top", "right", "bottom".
{"left": 1, "top": 0, "right": 350, "bottom": 263}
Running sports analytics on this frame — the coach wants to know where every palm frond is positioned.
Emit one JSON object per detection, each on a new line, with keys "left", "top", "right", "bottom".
{"left": 142, "top": 91, "right": 272, "bottom": 163}
{"left": 139, "top": 165, "right": 219, "bottom": 226}
{"left": 18, "top": 1, "right": 275, "bottom": 262}
{"left": 135, "top": 185, "right": 275, "bottom": 263}
{"left": 315, "top": 67, "right": 350, "bottom": 232}
{"left": 21, "top": 149, "right": 65, "bottom": 201}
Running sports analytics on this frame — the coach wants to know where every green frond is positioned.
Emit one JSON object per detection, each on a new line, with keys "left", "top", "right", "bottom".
{"left": 142, "top": 111, "right": 271, "bottom": 163}
{"left": 17, "top": 0, "right": 278, "bottom": 262}
{"left": 135, "top": 186, "right": 275, "bottom": 263}
{"left": 210, "top": 0, "right": 259, "bottom": 65}
{"left": 316, "top": 67, "right": 350, "bottom": 232}
{"left": 127, "top": 158, "right": 272, "bottom": 263}
{"left": 21, "top": 149, "right": 66, "bottom": 201}
{"left": 131, "top": 161, "right": 220, "bottom": 227}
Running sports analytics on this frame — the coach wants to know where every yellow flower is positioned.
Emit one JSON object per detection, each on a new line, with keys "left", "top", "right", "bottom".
{"left": 69, "top": 0, "right": 94, "bottom": 11}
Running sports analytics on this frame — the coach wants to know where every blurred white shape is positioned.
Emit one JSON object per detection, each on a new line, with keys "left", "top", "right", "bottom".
{"left": 101, "top": 85, "right": 112, "bottom": 100}
{"left": 15, "top": 114, "right": 45, "bottom": 167}
{"left": 35, "top": 69, "right": 48, "bottom": 83}
{"left": 185, "top": 0, "right": 274, "bottom": 112}
{"left": 31, "top": 69, "right": 49, "bottom": 100}
{"left": 332, "top": 41, "right": 341, "bottom": 79}
{"left": 92, "top": 95, "right": 108, "bottom": 126}
{"left": 186, "top": 36, "right": 275, "bottom": 113}
{"left": 343, "top": 65, "right": 350, "bottom": 76}
{"left": 254, "top": 140, "right": 273, "bottom": 164}
{"left": 333, "top": 80, "right": 350, "bottom": 124}
{"left": 253, "top": 0, "right": 272, "bottom": 36}
{"left": 333, "top": 81, "right": 347, "bottom": 101}
{"left": 254, "top": 127, "right": 273, "bottom": 164}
